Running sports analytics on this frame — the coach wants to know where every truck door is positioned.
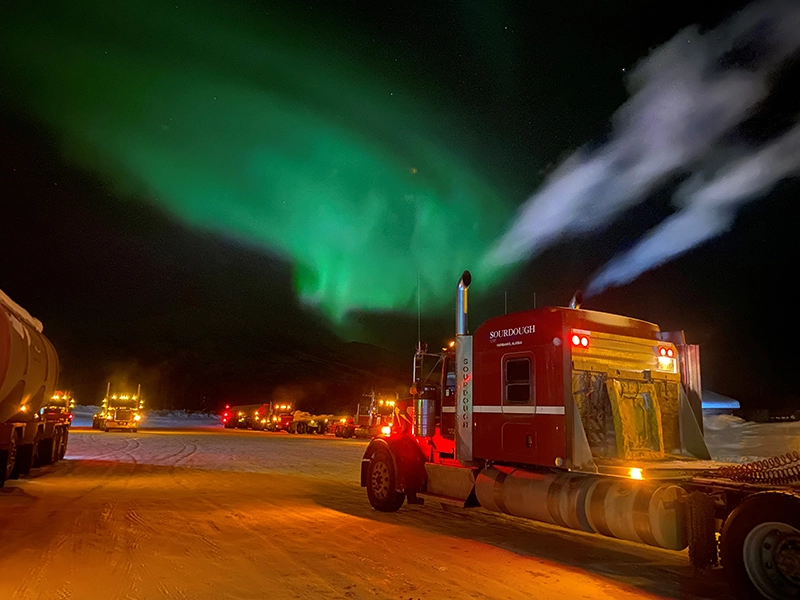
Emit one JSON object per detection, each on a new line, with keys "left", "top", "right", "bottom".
{"left": 500, "top": 346, "right": 560, "bottom": 464}
{"left": 440, "top": 355, "right": 456, "bottom": 438}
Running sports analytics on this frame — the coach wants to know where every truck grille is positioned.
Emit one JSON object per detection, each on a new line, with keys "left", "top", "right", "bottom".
{"left": 115, "top": 409, "right": 133, "bottom": 420}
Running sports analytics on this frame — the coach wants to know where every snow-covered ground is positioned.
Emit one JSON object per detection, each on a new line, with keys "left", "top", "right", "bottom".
{"left": 71, "top": 404, "right": 222, "bottom": 428}
{"left": 703, "top": 413, "right": 800, "bottom": 463}
{"left": 0, "top": 428, "right": 733, "bottom": 600}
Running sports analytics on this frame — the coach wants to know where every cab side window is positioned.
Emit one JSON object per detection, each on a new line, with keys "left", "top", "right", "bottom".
{"left": 505, "top": 357, "right": 533, "bottom": 405}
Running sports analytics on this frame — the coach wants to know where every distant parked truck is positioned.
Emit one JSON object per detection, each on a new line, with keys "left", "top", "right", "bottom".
{"left": 287, "top": 412, "right": 331, "bottom": 435}
{"left": 1, "top": 288, "right": 71, "bottom": 487}
{"left": 92, "top": 383, "right": 143, "bottom": 432}
{"left": 222, "top": 402, "right": 294, "bottom": 431}
{"left": 332, "top": 391, "right": 396, "bottom": 439}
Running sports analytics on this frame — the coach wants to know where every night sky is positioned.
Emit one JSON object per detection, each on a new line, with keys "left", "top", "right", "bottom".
{"left": 2, "top": 1, "right": 798, "bottom": 412}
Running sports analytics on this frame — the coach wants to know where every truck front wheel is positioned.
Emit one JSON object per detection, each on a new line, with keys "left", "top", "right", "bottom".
{"left": 366, "top": 450, "right": 405, "bottom": 512}
{"left": 721, "top": 492, "right": 800, "bottom": 599}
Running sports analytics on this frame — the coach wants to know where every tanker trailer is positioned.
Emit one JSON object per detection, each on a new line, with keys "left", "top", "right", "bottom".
{"left": 1, "top": 288, "right": 68, "bottom": 487}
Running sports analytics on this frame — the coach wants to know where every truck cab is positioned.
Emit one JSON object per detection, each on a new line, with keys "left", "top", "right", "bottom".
{"left": 95, "top": 387, "right": 143, "bottom": 432}
{"left": 40, "top": 391, "right": 75, "bottom": 425}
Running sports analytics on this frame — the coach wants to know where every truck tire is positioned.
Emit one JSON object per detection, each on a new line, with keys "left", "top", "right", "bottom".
{"left": 297, "top": 422, "right": 308, "bottom": 435}
{"left": 366, "top": 450, "right": 405, "bottom": 512}
{"left": 50, "top": 429, "right": 62, "bottom": 464}
{"left": 37, "top": 437, "right": 54, "bottom": 467}
{"left": 0, "top": 434, "right": 17, "bottom": 487}
{"left": 32, "top": 433, "right": 45, "bottom": 468}
{"left": 58, "top": 429, "right": 69, "bottom": 460}
{"left": 720, "top": 491, "right": 800, "bottom": 599}
{"left": 13, "top": 443, "right": 34, "bottom": 476}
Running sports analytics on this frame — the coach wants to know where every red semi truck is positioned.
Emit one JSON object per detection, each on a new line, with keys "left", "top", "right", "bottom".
{"left": 361, "top": 271, "right": 800, "bottom": 600}
{"left": 1, "top": 289, "right": 71, "bottom": 487}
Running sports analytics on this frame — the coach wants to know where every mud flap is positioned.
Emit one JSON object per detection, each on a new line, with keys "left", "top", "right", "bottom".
{"left": 606, "top": 379, "right": 665, "bottom": 460}
{"left": 680, "top": 386, "right": 711, "bottom": 460}
{"left": 570, "top": 398, "right": 597, "bottom": 471}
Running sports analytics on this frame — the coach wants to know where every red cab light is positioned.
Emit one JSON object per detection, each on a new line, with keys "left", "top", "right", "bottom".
{"left": 658, "top": 347, "right": 676, "bottom": 358}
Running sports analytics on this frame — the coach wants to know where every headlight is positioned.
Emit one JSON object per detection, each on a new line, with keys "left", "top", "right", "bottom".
{"left": 134, "top": 415, "right": 141, "bottom": 421}
{"left": 106, "top": 416, "right": 114, "bottom": 420}
{"left": 381, "top": 426, "right": 392, "bottom": 436}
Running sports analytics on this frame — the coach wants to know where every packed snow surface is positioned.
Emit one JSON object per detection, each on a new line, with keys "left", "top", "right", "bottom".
{"left": 2, "top": 428, "right": 735, "bottom": 600}
{"left": 2, "top": 412, "right": 796, "bottom": 598}
{"left": 703, "top": 413, "right": 800, "bottom": 462}
{"left": 71, "top": 404, "right": 221, "bottom": 428}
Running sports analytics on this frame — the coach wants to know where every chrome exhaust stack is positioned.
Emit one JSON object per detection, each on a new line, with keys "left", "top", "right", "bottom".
{"left": 456, "top": 270, "right": 471, "bottom": 336}
{"left": 455, "top": 270, "right": 474, "bottom": 464}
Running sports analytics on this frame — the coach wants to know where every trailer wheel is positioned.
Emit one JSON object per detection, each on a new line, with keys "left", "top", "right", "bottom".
{"left": 721, "top": 492, "right": 800, "bottom": 599}
{"left": 50, "top": 429, "right": 62, "bottom": 463}
{"left": 366, "top": 450, "right": 405, "bottom": 512}
{"left": 58, "top": 429, "right": 69, "bottom": 460}
{"left": 0, "top": 434, "right": 17, "bottom": 487}
{"left": 31, "top": 431, "right": 45, "bottom": 469}
{"left": 36, "top": 436, "right": 53, "bottom": 466}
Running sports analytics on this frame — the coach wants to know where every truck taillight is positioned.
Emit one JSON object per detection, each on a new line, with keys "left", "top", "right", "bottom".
{"left": 571, "top": 334, "right": 590, "bottom": 348}
{"left": 656, "top": 346, "right": 678, "bottom": 373}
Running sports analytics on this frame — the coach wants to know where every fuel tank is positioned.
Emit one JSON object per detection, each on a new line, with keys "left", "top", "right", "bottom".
{"left": 475, "top": 466, "right": 687, "bottom": 550}
{"left": 1, "top": 291, "right": 59, "bottom": 423}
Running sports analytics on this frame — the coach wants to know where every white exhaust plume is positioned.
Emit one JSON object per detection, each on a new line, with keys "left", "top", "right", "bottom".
{"left": 485, "top": 1, "right": 800, "bottom": 293}
{"left": 588, "top": 123, "right": 800, "bottom": 294}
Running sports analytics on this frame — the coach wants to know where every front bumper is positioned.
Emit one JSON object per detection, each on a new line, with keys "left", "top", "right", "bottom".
{"left": 105, "top": 420, "right": 138, "bottom": 429}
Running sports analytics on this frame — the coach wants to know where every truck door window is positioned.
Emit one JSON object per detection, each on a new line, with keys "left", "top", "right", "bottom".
{"left": 444, "top": 357, "right": 456, "bottom": 397}
{"left": 505, "top": 357, "right": 533, "bottom": 405}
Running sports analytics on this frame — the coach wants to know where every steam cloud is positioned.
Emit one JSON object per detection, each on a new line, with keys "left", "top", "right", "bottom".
{"left": 485, "top": 0, "right": 800, "bottom": 295}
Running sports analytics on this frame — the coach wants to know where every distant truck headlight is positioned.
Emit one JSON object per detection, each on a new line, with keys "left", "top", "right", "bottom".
{"left": 381, "top": 426, "right": 392, "bottom": 436}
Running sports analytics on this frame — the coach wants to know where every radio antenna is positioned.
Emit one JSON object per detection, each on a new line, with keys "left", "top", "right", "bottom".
{"left": 417, "top": 271, "right": 421, "bottom": 349}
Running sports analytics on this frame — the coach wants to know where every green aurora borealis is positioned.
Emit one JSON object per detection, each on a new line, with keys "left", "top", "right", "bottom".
{"left": 1, "top": 0, "right": 513, "bottom": 323}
